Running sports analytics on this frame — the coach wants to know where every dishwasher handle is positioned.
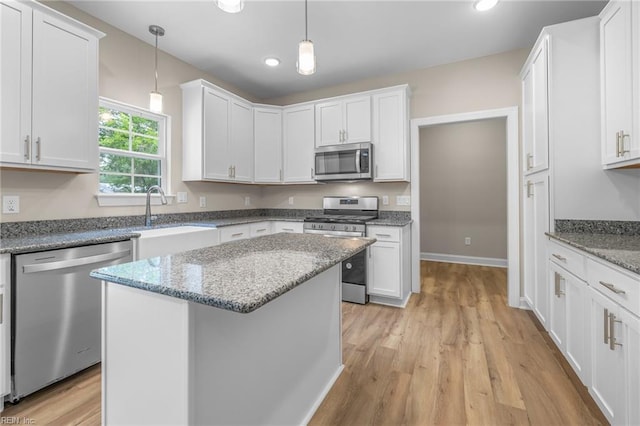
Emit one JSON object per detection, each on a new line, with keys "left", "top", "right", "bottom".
{"left": 22, "top": 249, "right": 132, "bottom": 274}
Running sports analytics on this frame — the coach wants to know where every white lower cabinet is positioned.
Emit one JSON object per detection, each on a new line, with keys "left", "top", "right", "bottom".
{"left": 366, "top": 225, "right": 410, "bottom": 306}
{"left": 0, "top": 254, "right": 10, "bottom": 407}
{"left": 249, "top": 222, "right": 272, "bottom": 238}
{"left": 272, "top": 221, "right": 303, "bottom": 234}
{"left": 219, "top": 224, "right": 251, "bottom": 243}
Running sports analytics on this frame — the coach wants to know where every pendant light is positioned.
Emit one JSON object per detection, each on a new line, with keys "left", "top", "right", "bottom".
{"left": 297, "top": 0, "right": 315, "bottom": 75}
{"left": 149, "top": 25, "right": 165, "bottom": 113}
{"left": 216, "top": 0, "right": 244, "bottom": 13}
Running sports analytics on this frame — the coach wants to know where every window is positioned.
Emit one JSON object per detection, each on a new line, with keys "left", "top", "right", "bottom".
{"left": 98, "top": 98, "right": 169, "bottom": 200}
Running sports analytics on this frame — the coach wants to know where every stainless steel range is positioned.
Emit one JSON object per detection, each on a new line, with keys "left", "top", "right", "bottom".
{"left": 303, "top": 196, "right": 379, "bottom": 304}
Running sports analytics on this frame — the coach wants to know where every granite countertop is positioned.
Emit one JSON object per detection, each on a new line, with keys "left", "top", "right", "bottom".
{"left": 547, "top": 232, "right": 640, "bottom": 275}
{"left": 0, "top": 214, "right": 410, "bottom": 254}
{"left": 90, "top": 233, "right": 375, "bottom": 313}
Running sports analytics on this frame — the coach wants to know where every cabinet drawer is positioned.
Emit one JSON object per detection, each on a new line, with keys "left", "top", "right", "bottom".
{"left": 548, "top": 239, "right": 586, "bottom": 279}
{"left": 587, "top": 258, "right": 640, "bottom": 316}
{"left": 272, "top": 222, "right": 303, "bottom": 234}
{"left": 367, "top": 226, "right": 400, "bottom": 242}
{"left": 220, "top": 225, "right": 251, "bottom": 243}
{"left": 250, "top": 222, "right": 272, "bottom": 237}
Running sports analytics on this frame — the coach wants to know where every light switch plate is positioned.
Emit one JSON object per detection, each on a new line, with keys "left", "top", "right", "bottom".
{"left": 244, "top": 196, "right": 251, "bottom": 206}
{"left": 177, "top": 192, "right": 188, "bottom": 203}
{"left": 199, "top": 196, "right": 206, "bottom": 208}
{"left": 382, "top": 195, "right": 389, "bottom": 205}
{"left": 2, "top": 195, "right": 19, "bottom": 214}
{"left": 396, "top": 195, "right": 410, "bottom": 206}
{"left": 288, "top": 196, "right": 294, "bottom": 206}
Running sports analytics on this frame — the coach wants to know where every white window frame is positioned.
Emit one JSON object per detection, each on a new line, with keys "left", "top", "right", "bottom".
{"left": 95, "top": 97, "right": 172, "bottom": 207}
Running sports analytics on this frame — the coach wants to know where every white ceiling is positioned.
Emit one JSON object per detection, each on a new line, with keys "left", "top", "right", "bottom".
{"left": 68, "top": 0, "right": 607, "bottom": 100}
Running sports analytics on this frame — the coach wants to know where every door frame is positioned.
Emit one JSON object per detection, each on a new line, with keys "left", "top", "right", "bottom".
{"left": 410, "top": 107, "right": 520, "bottom": 308}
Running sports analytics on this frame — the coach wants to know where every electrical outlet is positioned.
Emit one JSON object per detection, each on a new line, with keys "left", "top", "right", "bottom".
{"left": 244, "top": 196, "right": 251, "bottom": 206}
{"left": 288, "top": 196, "right": 294, "bottom": 206}
{"left": 382, "top": 195, "right": 389, "bottom": 206}
{"left": 199, "top": 196, "right": 206, "bottom": 208}
{"left": 396, "top": 195, "right": 411, "bottom": 206}
{"left": 2, "top": 195, "right": 19, "bottom": 214}
{"left": 177, "top": 192, "right": 188, "bottom": 203}
{"left": 465, "top": 237, "right": 471, "bottom": 246}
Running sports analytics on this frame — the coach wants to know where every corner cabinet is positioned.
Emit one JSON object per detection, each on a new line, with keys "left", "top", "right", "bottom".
{"left": 315, "top": 95, "right": 371, "bottom": 147}
{"left": 254, "top": 106, "right": 283, "bottom": 183}
{"left": 0, "top": 0, "right": 103, "bottom": 172}
{"left": 372, "top": 86, "right": 410, "bottom": 182}
{"left": 181, "top": 80, "right": 254, "bottom": 183}
{"left": 282, "top": 104, "right": 316, "bottom": 184}
{"left": 366, "top": 224, "right": 411, "bottom": 307}
{"left": 600, "top": 0, "right": 640, "bottom": 169}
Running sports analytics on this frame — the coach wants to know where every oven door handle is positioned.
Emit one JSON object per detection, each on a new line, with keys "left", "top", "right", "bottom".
{"left": 303, "top": 229, "right": 365, "bottom": 238}
{"left": 355, "top": 149, "right": 361, "bottom": 173}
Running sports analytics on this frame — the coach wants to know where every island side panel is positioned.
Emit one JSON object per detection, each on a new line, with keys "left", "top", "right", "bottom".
{"left": 192, "top": 264, "right": 343, "bottom": 425}
{"left": 102, "top": 282, "right": 190, "bottom": 426}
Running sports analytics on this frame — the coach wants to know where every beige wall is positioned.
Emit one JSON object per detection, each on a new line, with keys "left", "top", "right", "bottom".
{"left": 0, "top": 0, "right": 528, "bottom": 222}
{"left": 419, "top": 119, "right": 508, "bottom": 259}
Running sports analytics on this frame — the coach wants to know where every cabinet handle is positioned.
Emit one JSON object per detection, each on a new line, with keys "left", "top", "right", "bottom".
{"left": 344, "top": 130, "right": 348, "bottom": 141}
{"left": 616, "top": 131, "right": 621, "bottom": 157}
{"left": 526, "top": 153, "right": 533, "bottom": 170}
{"left": 552, "top": 253, "right": 566, "bottom": 262}
{"left": 375, "top": 165, "right": 379, "bottom": 179}
{"left": 231, "top": 232, "right": 244, "bottom": 237}
{"left": 619, "top": 130, "right": 630, "bottom": 156}
{"left": 279, "top": 169, "right": 283, "bottom": 181}
{"left": 526, "top": 181, "right": 533, "bottom": 198}
{"left": 24, "top": 135, "right": 30, "bottom": 160}
{"left": 228, "top": 166, "right": 232, "bottom": 178}
{"left": 604, "top": 308, "right": 610, "bottom": 345}
{"left": 311, "top": 168, "right": 314, "bottom": 179}
{"left": 554, "top": 272, "right": 564, "bottom": 297}
{"left": 599, "top": 281, "right": 626, "bottom": 295}
{"left": 35, "top": 137, "right": 41, "bottom": 161}
{"left": 0, "top": 294, "right": 3, "bottom": 325}
{"left": 375, "top": 233, "right": 392, "bottom": 237}
{"left": 233, "top": 165, "right": 236, "bottom": 178}
{"left": 282, "top": 228, "right": 294, "bottom": 232}
{"left": 609, "top": 312, "right": 623, "bottom": 351}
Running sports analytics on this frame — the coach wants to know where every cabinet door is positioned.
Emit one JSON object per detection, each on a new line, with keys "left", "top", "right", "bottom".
{"left": 343, "top": 96, "right": 371, "bottom": 143}
{"left": 368, "top": 242, "right": 401, "bottom": 298}
{"left": 564, "top": 271, "right": 589, "bottom": 384}
{"left": 203, "top": 89, "right": 231, "bottom": 180}
{"left": 315, "top": 101, "right": 342, "bottom": 147}
{"left": 372, "top": 89, "right": 408, "bottom": 181}
{"left": 522, "top": 175, "right": 549, "bottom": 328}
{"left": 622, "top": 308, "right": 640, "bottom": 426}
{"left": 600, "top": 1, "right": 636, "bottom": 166}
{"left": 31, "top": 10, "right": 98, "bottom": 170}
{"left": 254, "top": 107, "right": 282, "bottom": 183}
{"left": 548, "top": 264, "right": 567, "bottom": 350}
{"left": 522, "top": 37, "right": 549, "bottom": 174}
{"left": 283, "top": 105, "right": 315, "bottom": 183}
{"left": 0, "top": 1, "right": 31, "bottom": 165}
{"left": 230, "top": 99, "right": 253, "bottom": 182}
{"left": 589, "top": 287, "right": 626, "bottom": 425}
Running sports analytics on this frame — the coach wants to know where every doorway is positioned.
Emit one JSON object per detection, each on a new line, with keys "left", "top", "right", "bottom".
{"left": 410, "top": 107, "right": 520, "bottom": 307}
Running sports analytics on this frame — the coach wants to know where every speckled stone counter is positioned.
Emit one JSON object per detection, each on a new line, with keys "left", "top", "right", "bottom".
{"left": 91, "top": 233, "right": 375, "bottom": 313}
{"left": 547, "top": 233, "right": 640, "bottom": 275}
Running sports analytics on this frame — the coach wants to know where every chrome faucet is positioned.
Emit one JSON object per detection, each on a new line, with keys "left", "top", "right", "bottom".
{"left": 145, "top": 185, "right": 168, "bottom": 227}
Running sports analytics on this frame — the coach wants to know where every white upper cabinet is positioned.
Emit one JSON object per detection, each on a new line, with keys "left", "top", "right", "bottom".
{"left": 254, "top": 106, "right": 283, "bottom": 183}
{"left": 315, "top": 95, "right": 371, "bottom": 147}
{"left": 283, "top": 104, "right": 315, "bottom": 184}
{"left": 372, "top": 86, "right": 409, "bottom": 182}
{"left": 0, "top": 1, "right": 102, "bottom": 172}
{"left": 182, "top": 80, "right": 254, "bottom": 183}
{"left": 600, "top": 0, "right": 640, "bottom": 168}
{"left": 521, "top": 35, "right": 549, "bottom": 175}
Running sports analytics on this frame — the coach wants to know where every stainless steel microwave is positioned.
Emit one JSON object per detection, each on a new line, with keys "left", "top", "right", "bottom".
{"left": 314, "top": 142, "right": 372, "bottom": 182}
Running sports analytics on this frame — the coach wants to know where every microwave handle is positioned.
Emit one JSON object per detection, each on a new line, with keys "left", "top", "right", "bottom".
{"left": 355, "top": 149, "right": 361, "bottom": 173}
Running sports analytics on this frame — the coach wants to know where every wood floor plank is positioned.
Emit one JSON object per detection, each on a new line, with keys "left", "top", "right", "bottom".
{"left": 3, "top": 261, "right": 606, "bottom": 426}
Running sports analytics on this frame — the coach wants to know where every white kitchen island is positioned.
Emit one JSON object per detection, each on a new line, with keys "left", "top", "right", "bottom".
{"left": 90, "top": 233, "right": 373, "bottom": 426}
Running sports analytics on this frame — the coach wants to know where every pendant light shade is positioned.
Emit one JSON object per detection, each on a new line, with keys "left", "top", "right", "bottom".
{"left": 217, "top": 0, "right": 244, "bottom": 13}
{"left": 297, "top": 0, "right": 315, "bottom": 75}
{"left": 297, "top": 40, "right": 315, "bottom": 75}
{"left": 148, "top": 25, "right": 165, "bottom": 113}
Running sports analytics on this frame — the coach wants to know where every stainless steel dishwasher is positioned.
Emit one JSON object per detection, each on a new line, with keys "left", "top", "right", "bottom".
{"left": 11, "top": 240, "right": 132, "bottom": 401}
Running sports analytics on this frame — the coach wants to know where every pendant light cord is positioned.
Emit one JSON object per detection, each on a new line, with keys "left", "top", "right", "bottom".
{"left": 305, "top": 0, "right": 308, "bottom": 41}
{"left": 154, "top": 33, "right": 159, "bottom": 92}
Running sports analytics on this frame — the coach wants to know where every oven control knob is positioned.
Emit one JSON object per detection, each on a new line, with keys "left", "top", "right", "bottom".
{"left": 345, "top": 262, "right": 352, "bottom": 270}
{"left": 351, "top": 226, "right": 357, "bottom": 232}
{"left": 331, "top": 225, "right": 336, "bottom": 230}
{"left": 312, "top": 224, "right": 316, "bottom": 229}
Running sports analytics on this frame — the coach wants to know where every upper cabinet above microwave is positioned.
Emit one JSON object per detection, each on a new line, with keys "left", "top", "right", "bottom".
{"left": 0, "top": 0, "right": 103, "bottom": 173}
{"left": 600, "top": 0, "right": 640, "bottom": 169}
{"left": 315, "top": 96, "right": 371, "bottom": 147}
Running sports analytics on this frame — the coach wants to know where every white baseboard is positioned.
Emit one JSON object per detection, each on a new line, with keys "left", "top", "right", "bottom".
{"left": 300, "top": 364, "right": 344, "bottom": 425}
{"left": 369, "top": 291, "right": 412, "bottom": 308}
{"left": 420, "top": 252, "right": 508, "bottom": 268}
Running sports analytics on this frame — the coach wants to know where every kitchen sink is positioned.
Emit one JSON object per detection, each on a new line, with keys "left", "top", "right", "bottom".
{"left": 136, "top": 226, "right": 219, "bottom": 259}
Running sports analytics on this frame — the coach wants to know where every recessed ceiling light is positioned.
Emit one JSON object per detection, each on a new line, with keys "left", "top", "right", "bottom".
{"left": 474, "top": 0, "right": 499, "bottom": 11}
{"left": 264, "top": 57, "right": 280, "bottom": 67}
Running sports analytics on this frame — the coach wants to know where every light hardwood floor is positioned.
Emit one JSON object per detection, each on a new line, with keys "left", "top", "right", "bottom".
{"left": 2, "top": 261, "right": 606, "bottom": 425}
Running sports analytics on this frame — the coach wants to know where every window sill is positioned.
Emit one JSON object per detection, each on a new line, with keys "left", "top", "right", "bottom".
{"left": 95, "top": 193, "right": 175, "bottom": 207}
